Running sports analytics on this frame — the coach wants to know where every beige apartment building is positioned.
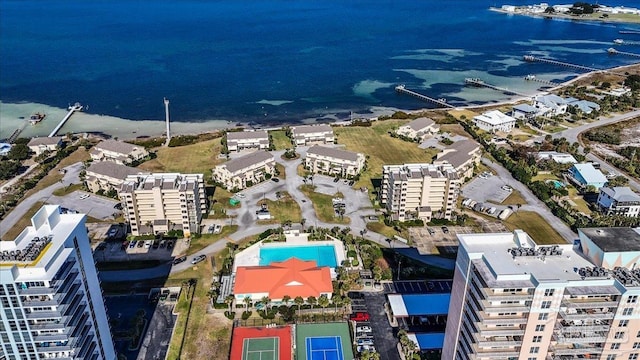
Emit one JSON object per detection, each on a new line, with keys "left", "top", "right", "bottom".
{"left": 305, "top": 145, "right": 366, "bottom": 178}
{"left": 119, "top": 173, "right": 206, "bottom": 236}
{"left": 396, "top": 117, "right": 439, "bottom": 141}
{"left": 433, "top": 139, "right": 482, "bottom": 179}
{"left": 443, "top": 228, "right": 640, "bottom": 360}
{"left": 90, "top": 139, "right": 149, "bottom": 165}
{"left": 291, "top": 124, "right": 334, "bottom": 146}
{"left": 85, "top": 161, "right": 142, "bottom": 193}
{"left": 226, "top": 130, "right": 269, "bottom": 152}
{"left": 381, "top": 163, "right": 459, "bottom": 222}
{"left": 27, "top": 136, "right": 63, "bottom": 156}
{"left": 213, "top": 150, "right": 275, "bottom": 190}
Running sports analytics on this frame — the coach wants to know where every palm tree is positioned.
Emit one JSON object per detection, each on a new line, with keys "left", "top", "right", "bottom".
{"left": 261, "top": 296, "right": 271, "bottom": 311}
{"left": 207, "top": 289, "right": 218, "bottom": 305}
{"left": 294, "top": 296, "right": 304, "bottom": 317}
{"left": 282, "top": 295, "right": 291, "bottom": 308}
{"left": 318, "top": 294, "right": 330, "bottom": 316}
{"left": 243, "top": 296, "right": 252, "bottom": 311}
{"left": 225, "top": 295, "right": 234, "bottom": 313}
{"left": 332, "top": 294, "right": 343, "bottom": 314}
{"left": 307, "top": 296, "right": 317, "bottom": 310}
{"left": 341, "top": 297, "right": 351, "bottom": 316}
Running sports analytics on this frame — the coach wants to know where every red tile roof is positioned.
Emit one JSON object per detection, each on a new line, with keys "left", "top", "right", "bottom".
{"left": 233, "top": 258, "right": 332, "bottom": 300}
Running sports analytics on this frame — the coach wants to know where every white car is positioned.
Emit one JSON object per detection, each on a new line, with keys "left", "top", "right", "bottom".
{"left": 79, "top": 194, "right": 90, "bottom": 200}
{"left": 501, "top": 185, "right": 513, "bottom": 192}
{"left": 357, "top": 338, "right": 374, "bottom": 346}
{"left": 214, "top": 224, "right": 222, "bottom": 234}
{"left": 356, "top": 326, "right": 372, "bottom": 333}
{"left": 144, "top": 240, "right": 153, "bottom": 248}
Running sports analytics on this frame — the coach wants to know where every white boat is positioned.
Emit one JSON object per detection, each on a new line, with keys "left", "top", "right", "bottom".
{"left": 614, "top": 39, "right": 624, "bottom": 44}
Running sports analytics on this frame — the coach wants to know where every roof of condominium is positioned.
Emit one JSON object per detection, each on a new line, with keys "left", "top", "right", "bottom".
{"left": 473, "top": 110, "right": 516, "bottom": 125}
{"left": 435, "top": 139, "right": 480, "bottom": 168}
{"left": 600, "top": 187, "right": 640, "bottom": 203}
{"left": 86, "top": 161, "right": 141, "bottom": 180}
{"left": 226, "top": 130, "right": 268, "bottom": 140}
{"left": 120, "top": 173, "right": 203, "bottom": 192}
{"left": 385, "top": 163, "right": 458, "bottom": 181}
{"left": 579, "top": 227, "right": 640, "bottom": 253}
{"left": 27, "top": 136, "right": 63, "bottom": 146}
{"left": 306, "top": 145, "right": 361, "bottom": 162}
{"left": 221, "top": 150, "right": 274, "bottom": 173}
{"left": 405, "top": 117, "right": 436, "bottom": 131}
{"left": 292, "top": 124, "right": 333, "bottom": 135}
{"left": 94, "top": 139, "right": 144, "bottom": 154}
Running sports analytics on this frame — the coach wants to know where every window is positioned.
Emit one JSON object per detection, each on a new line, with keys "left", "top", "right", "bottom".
{"left": 629, "top": 354, "right": 639, "bottom": 360}
{"left": 544, "top": 289, "right": 555, "bottom": 296}
{"left": 633, "top": 342, "right": 640, "bottom": 349}
{"left": 615, "top": 331, "right": 626, "bottom": 339}
{"left": 535, "top": 325, "right": 545, "bottom": 332}
{"left": 628, "top": 296, "right": 638, "bottom": 304}
{"left": 612, "top": 343, "right": 621, "bottom": 350}
{"left": 607, "top": 355, "right": 617, "bottom": 360}
{"left": 530, "top": 347, "right": 540, "bottom": 354}
{"left": 620, "top": 320, "right": 629, "bottom": 328}
{"left": 538, "top": 313, "right": 548, "bottom": 321}
{"left": 624, "top": 308, "right": 634, "bottom": 316}
{"left": 532, "top": 336, "right": 542, "bottom": 343}
{"left": 541, "top": 301, "right": 552, "bottom": 309}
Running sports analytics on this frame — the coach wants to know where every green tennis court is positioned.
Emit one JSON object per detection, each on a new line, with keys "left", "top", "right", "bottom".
{"left": 296, "top": 323, "right": 354, "bottom": 360}
{"left": 243, "top": 337, "right": 279, "bottom": 360}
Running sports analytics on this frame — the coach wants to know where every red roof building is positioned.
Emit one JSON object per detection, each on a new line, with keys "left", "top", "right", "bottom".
{"left": 233, "top": 258, "right": 333, "bottom": 301}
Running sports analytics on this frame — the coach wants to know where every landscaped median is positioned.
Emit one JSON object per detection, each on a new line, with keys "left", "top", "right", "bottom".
{"left": 256, "top": 192, "right": 302, "bottom": 225}
{"left": 298, "top": 185, "right": 350, "bottom": 224}
{"left": 187, "top": 225, "right": 238, "bottom": 255}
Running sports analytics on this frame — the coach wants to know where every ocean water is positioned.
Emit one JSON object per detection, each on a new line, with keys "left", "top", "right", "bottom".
{"left": 1, "top": 0, "right": 639, "bottom": 125}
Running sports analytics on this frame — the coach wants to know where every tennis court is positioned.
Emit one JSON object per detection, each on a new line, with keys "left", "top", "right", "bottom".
{"left": 296, "top": 323, "right": 354, "bottom": 360}
{"left": 243, "top": 337, "right": 279, "bottom": 360}
{"left": 230, "top": 325, "right": 292, "bottom": 360}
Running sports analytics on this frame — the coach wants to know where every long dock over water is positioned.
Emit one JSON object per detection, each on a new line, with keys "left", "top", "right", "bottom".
{"left": 464, "top": 78, "right": 529, "bottom": 97}
{"left": 524, "top": 74, "right": 559, "bottom": 87}
{"left": 395, "top": 85, "right": 454, "bottom": 108}
{"left": 523, "top": 55, "right": 603, "bottom": 73}
{"left": 48, "top": 103, "right": 83, "bottom": 137}
{"left": 608, "top": 48, "right": 640, "bottom": 59}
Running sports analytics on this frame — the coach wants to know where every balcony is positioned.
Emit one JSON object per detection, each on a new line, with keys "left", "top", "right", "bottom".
{"left": 479, "top": 287, "right": 533, "bottom": 301}
{"left": 26, "top": 310, "right": 61, "bottom": 320}
{"left": 561, "top": 299, "right": 619, "bottom": 309}
{"left": 559, "top": 310, "right": 614, "bottom": 321}
{"left": 18, "top": 286, "right": 55, "bottom": 296}
{"left": 22, "top": 299, "right": 58, "bottom": 307}
{"left": 33, "top": 333, "right": 69, "bottom": 342}
{"left": 554, "top": 334, "right": 607, "bottom": 343}
{"left": 551, "top": 346, "right": 603, "bottom": 356}
{"left": 482, "top": 304, "right": 531, "bottom": 313}
{"left": 479, "top": 328, "right": 525, "bottom": 337}
{"left": 470, "top": 349, "right": 520, "bottom": 359}
{"left": 29, "top": 322, "right": 66, "bottom": 331}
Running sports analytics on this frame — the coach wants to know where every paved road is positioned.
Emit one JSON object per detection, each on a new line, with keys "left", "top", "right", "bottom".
{"left": 363, "top": 292, "right": 400, "bottom": 360}
{"left": 481, "top": 158, "right": 578, "bottom": 243}
{"left": 0, "top": 162, "right": 83, "bottom": 238}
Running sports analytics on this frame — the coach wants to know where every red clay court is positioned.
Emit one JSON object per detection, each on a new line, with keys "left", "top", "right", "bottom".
{"left": 230, "top": 325, "right": 293, "bottom": 360}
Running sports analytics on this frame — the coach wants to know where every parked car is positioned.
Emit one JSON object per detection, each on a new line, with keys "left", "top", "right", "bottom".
{"left": 427, "top": 227, "right": 435, "bottom": 235}
{"left": 350, "top": 312, "right": 370, "bottom": 321}
{"left": 208, "top": 225, "right": 215, "bottom": 234}
{"left": 173, "top": 256, "right": 187, "bottom": 265}
{"left": 271, "top": 177, "right": 280, "bottom": 182}
{"left": 349, "top": 180, "right": 355, "bottom": 186}
{"left": 121, "top": 241, "right": 129, "bottom": 250}
{"left": 501, "top": 185, "right": 513, "bottom": 192}
{"left": 214, "top": 224, "right": 222, "bottom": 234}
{"left": 356, "top": 326, "right": 372, "bottom": 333}
{"left": 441, "top": 226, "right": 449, "bottom": 234}
{"left": 167, "top": 241, "right": 174, "bottom": 250}
{"left": 144, "top": 240, "right": 153, "bottom": 248}
{"left": 137, "top": 241, "right": 144, "bottom": 248}
{"left": 159, "top": 240, "right": 166, "bottom": 248}
{"left": 357, "top": 338, "right": 374, "bottom": 346}
{"left": 333, "top": 177, "right": 340, "bottom": 183}
{"left": 79, "top": 194, "right": 90, "bottom": 200}
{"left": 191, "top": 255, "right": 206, "bottom": 264}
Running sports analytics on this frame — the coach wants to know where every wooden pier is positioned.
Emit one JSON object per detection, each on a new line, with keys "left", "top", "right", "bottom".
{"left": 464, "top": 78, "right": 529, "bottom": 97}
{"left": 394, "top": 85, "right": 454, "bottom": 108}
{"left": 48, "top": 103, "right": 83, "bottom": 137}
{"left": 524, "top": 74, "right": 559, "bottom": 87}
{"left": 608, "top": 48, "right": 640, "bottom": 59}
{"left": 620, "top": 30, "right": 640, "bottom": 35}
{"left": 523, "top": 55, "right": 604, "bottom": 73}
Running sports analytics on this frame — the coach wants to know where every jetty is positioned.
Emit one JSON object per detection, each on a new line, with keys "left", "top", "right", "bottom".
{"left": 394, "top": 85, "right": 454, "bottom": 108}
{"left": 608, "top": 48, "right": 640, "bottom": 59}
{"left": 523, "top": 55, "right": 604, "bottom": 73}
{"left": 524, "top": 74, "right": 559, "bottom": 87}
{"left": 620, "top": 30, "right": 640, "bottom": 35}
{"left": 48, "top": 103, "right": 83, "bottom": 137}
{"left": 464, "top": 78, "right": 529, "bottom": 97}
{"left": 614, "top": 39, "right": 640, "bottom": 46}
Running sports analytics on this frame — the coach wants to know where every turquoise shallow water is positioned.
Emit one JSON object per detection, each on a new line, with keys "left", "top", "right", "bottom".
{"left": 259, "top": 245, "right": 338, "bottom": 267}
{"left": 1, "top": 0, "right": 639, "bottom": 124}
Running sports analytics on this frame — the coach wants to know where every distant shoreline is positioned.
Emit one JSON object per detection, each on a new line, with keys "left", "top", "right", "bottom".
{"left": 489, "top": 7, "right": 640, "bottom": 25}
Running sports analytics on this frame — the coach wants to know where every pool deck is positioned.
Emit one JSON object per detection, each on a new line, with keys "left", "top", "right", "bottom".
{"left": 233, "top": 237, "right": 345, "bottom": 278}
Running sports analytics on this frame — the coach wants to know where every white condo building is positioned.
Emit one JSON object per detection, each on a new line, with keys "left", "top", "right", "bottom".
{"left": 225, "top": 130, "right": 270, "bottom": 152}
{"left": 290, "top": 124, "right": 334, "bottom": 146}
{"left": 443, "top": 228, "right": 640, "bottom": 360}
{"left": 305, "top": 145, "right": 366, "bottom": 179}
{"left": 381, "top": 163, "right": 459, "bottom": 222}
{"left": 119, "top": 173, "right": 206, "bottom": 236}
{"left": 0, "top": 205, "right": 116, "bottom": 360}
{"left": 472, "top": 110, "right": 517, "bottom": 133}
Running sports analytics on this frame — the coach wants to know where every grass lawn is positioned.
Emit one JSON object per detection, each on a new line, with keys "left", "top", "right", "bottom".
{"left": 22, "top": 147, "right": 90, "bottom": 200}
{"left": 531, "top": 173, "right": 561, "bottom": 182}
{"left": 447, "top": 109, "right": 478, "bottom": 121}
{"left": 439, "top": 124, "right": 472, "bottom": 137}
{"left": 269, "top": 130, "right": 292, "bottom": 150}
{"left": 501, "top": 190, "right": 527, "bottom": 206}
{"left": 567, "top": 187, "right": 592, "bottom": 215}
{"left": 52, "top": 183, "right": 84, "bottom": 196}
{"left": 257, "top": 192, "right": 302, "bottom": 225}
{"left": 299, "top": 185, "right": 350, "bottom": 224}
{"left": 297, "top": 164, "right": 310, "bottom": 178}
{"left": 334, "top": 121, "right": 441, "bottom": 189}
{"left": 365, "top": 222, "right": 409, "bottom": 240}
{"left": 2, "top": 201, "right": 45, "bottom": 241}
{"left": 137, "top": 138, "right": 223, "bottom": 179}
{"left": 503, "top": 211, "right": 566, "bottom": 245}
{"left": 188, "top": 225, "right": 238, "bottom": 255}
{"left": 209, "top": 187, "right": 241, "bottom": 219}
{"left": 275, "top": 163, "right": 286, "bottom": 179}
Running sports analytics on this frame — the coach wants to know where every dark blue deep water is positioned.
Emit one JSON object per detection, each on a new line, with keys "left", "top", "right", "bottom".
{"left": 1, "top": 0, "right": 640, "bottom": 124}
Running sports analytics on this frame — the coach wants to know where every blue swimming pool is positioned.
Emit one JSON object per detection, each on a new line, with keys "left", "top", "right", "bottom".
{"left": 259, "top": 245, "right": 338, "bottom": 268}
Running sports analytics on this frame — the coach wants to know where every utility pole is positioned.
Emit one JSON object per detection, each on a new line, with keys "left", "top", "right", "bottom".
{"left": 164, "top": 98, "right": 171, "bottom": 146}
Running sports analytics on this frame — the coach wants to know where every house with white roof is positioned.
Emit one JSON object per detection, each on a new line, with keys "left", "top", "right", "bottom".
{"left": 568, "top": 163, "right": 608, "bottom": 190}
{"left": 305, "top": 145, "right": 366, "bottom": 178}
{"left": 533, "top": 94, "right": 568, "bottom": 117}
{"left": 472, "top": 110, "right": 516, "bottom": 133}
{"left": 536, "top": 151, "right": 577, "bottom": 164}
{"left": 597, "top": 187, "right": 640, "bottom": 217}
{"left": 225, "top": 130, "right": 270, "bottom": 152}
{"left": 396, "top": 117, "right": 439, "bottom": 141}
{"left": 290, "top": 124, "right": 334, "bottom": 146}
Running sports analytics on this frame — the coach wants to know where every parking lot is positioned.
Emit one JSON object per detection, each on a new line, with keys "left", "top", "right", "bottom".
{"left": 383, "top": 280, "right": 453, "bottom": 294}
{"left": 409, "top": 226, "right": 475, "bottom": 256}
{"left": 462, "top": 175, "right": 513, "bottom": 205}
{"left": 52, "top": 190, "right": 121, "bottom": 220}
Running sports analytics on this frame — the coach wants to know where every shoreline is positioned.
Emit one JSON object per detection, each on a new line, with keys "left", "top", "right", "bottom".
{"left": 1, "top": 63, "right": 639, "bottom": 141}
{"left": 489, "top": 7, "right": 640, "bottom": 25}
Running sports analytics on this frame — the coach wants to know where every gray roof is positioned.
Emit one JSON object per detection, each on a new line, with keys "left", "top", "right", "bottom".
{"left": 223, "top": 150, "right": 274, "bottom": 173}
{"left": 292, "top": 124, "right": 333, "bottom": 135}
{"left": 513, "top": 104, "right": 537, "bottom": 113}
{"left": 86, "top": 161, "right": 141, "bottom": 180}
{"left": 28, "top": 136, "right": 63, "bottom": 146}
{"left": 435, "top": 139, "right": 480, "bottom": 168}
{"left": 579, "top": 227, "right": 640, "bottom": 252}
{"left": 226, "top": 130, "right": 268, "bottom": 141}
{"left": 95, "top": 139, "right": 143, "bottom": 155}
{"left": 407, "top": 117, "right": 436, "bottom": 131}
{"left": 600, "top": 187, "right": 640, "bottom": 203}
{"left": 306, "top": 145, "right": 361, "bottom": 162}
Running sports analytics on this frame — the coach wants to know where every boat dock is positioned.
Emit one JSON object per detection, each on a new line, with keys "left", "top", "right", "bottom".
{"left": 619, "top": 30, "right": 640, "bottom": 35}
{"left": 464, "top": 78, "right": 529, "bottom": 97}
{"left": 614, "top": 39, "right": 640, "bottom": 46}
{"left": 524, "top": 74, "right": 559, "bottom": 87}
{"left": 608, "top": 48, "right": 640, "bottom": 59}
{"left": 395, "top": 85, "right": 454, "bottom": 108}
{"left": 523, "top": 55, "right": 604, "bottom": 73}
{"left": 48, "top": 103, "right": 83, "bottom": 137}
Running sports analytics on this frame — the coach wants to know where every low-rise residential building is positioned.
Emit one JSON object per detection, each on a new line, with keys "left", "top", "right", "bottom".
{"left": 533, "top": 94, "right": 568, "bottom": 116}
{"left": 225, "top": 130, "right": 269, "bottom": 152}
{"left": 511, "top": 103, "right": 539, "bottom": 120}
{"left": 396, "top": 117, "right": 439, "bottom": 140}
{"left": 304, "top": 145, "right": 366, "bottom": 178}
{"left": 433, "top": 139, "right": 482, "bottom": 179}
{"left": 566, "top": 97, "right": 601, "bottom": 114}
{"left": 381, "top": 163, "right": 459, "bottom": 222}
{"left": 291, "top": 124, "right": 334, "bottom": 146}
{"left": 536, "top": 151, "right": 578, "bottom": 164}
{"left": 27, "top": 136, "right": 63, "bottom": 156}
{"left": 85, "top": 161, "right": 142, "bottom": 193}
{"left": 472, "top": 110, "right": 516, "bottom": 133}
{"left": 119, "top": 173, "right": 206, "bottom": 236}
{"left": 90, "top": 139, "right": 149, "bottom": 165}
{"left": 213, "top": 150, "right": 275, "bottom": 190}
{"left": 568, "top": 163, "right": 608, "bottom": 190}
{"left": 597, "top": 186, "right": 640, "bottom": 217}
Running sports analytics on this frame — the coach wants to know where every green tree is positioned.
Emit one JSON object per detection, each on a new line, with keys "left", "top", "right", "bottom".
{"left": 0, "top": 160, "right": 20, "bottom": 180}
{"left": 243, "top": 296, "right": 252, "bottom": 311}
{"left": 294, "top": 296, "right": 304, "bottom": 317}
{"left": 307, "top": 296, "right": 317, "bottom": 309}
{"left": 318, "top": 294, "right": 330, "bottom": 316}
{"left": 282, "top": 295, "right": 291, "bottom": 307}
{"left": 225, "top": 294, "right": 234, "bottom": 313}
{"left": 7, "top": 144, "right": 30, "bottom": 161}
